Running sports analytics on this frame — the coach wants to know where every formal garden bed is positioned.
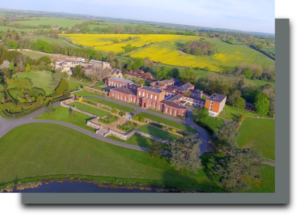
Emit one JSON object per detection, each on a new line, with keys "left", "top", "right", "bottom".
{"left": 117, "top": 121, "right": 139, "bottom": 132}
{"left": 137, "top": 125, "right": 181, "bottom": 141}
{"left": 99, "top": 114, "right": 119, "bottom": 124}
{"left": 69, "top": 102, "right": 109, "bottom": 118}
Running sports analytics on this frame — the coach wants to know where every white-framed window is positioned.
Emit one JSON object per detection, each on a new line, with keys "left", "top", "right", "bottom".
{"left": 143, "top": 92, "right": 145, "bottom": 97}
{"left": 166, "top": 108, "right": 168, "bottom": 113}
{"left": 158, "top": 105, "right": 160, "bottom": 110}
{"left": 150, "top": 101, "right": 152, "bottom": 106}
{"left": 154, "top": 103, "right": 156, "bottom": 108}
{"left": 121, "top": 95, "right": 123, "bottom": 100}
{"left": 139, "top": 91, "right": 141, "bottom": 96}
{"left": 125, "top": 97, "right": 127, "bottom": 101}
{"left": 134, "top": 98, "right": 136, "bottom": 103}
{"left": 175, "top": 111, "right": 177, "bottom": 116}
{"left": 130, "top": 97, "right": 132, "bottom": 102}
{"left": 155, "top": 95, "right": 157, "bottom": 100}
{"left": 118, "top": 94, "right": 119, "bottom": 99}
{"left": 112, "top": 92, "right": 114, "bottom": 96}
{"left": 151, "top": 94, "right": 153, "bottom": 99}
{"left": 170, "top": 109, "right": 173, "bottom": 115}
{"left": 147, "top": 93, "right": 149, "bottom": 98}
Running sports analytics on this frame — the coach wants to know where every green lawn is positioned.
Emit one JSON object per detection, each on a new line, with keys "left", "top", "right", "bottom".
{"left": 73, "top": 90, "right": 105, "bottom": 97}
{"left": 92, "top": 86, "right": 103, "bottom": 91}
{"left": 237, "top": 118, "right": 275, "bottom": 160}
{"left": 67, "top": 81, "right": 85, "bottom": 91}
{"left": 23, "top": 35, "right": 79, "bottom": 48}
{"left": 138, "top": 125, "right": 181, "bottom": 141}
{"left": 70, "top": 102, "right": 109, "bottom": 118}
{"left": 148, "top": 108, "right": 179, "bottom": 119}
{"left": 0, "top": 123, "right": 221, "bottom": 192}
{"left": 84, "top": 96, "right": 135, "bottom": 113}
{"left": 7, "top": 89, "right": 27, "bottom": 101}
{"left": 244, "top": 165, "right": 275, "bottom": 193}
{"left": 202, "top": 117, "right": 224, "bottom": 132}
{"left": 107, "top": 134, "right": 169, "bottom": 150}
{"left": 20, "top": 50, "right": 52, "bottom": 58}
{"left": 138, "top": 112, "right": 198, "bottom": 134}
{"left": 13, "top": 71, "right": 55, "bottom": 95}
{"left": 219, "top": 105, "right": 268, "bottom": 121}
{"left": 34, "top": 106, "right": 95, "bottom": 132}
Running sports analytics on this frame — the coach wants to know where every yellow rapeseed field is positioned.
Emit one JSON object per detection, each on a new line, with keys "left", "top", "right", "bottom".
{"left": 62, "top": 34, "right": 275, "bottom": 72}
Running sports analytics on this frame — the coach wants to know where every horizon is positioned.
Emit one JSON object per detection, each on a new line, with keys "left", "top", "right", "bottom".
{"left": 0, "top": 0, "right": 275, "bottom": 34}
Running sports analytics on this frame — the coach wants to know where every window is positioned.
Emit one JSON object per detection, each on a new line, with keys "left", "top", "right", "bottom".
{"left": 134, "top": 98, "right": 136, "bottom": 103}
{"left": 170, "top": 109, "right": 173, "bottom": 115}
{"left": 158, "top": 105, "right": 160, "bottom": 110}
{"left": 175, "top": 111, "right": 177, "bottom": 116}
{"left": 154, "top": 102, "right": 156, "bottom": 108}
{"left": 112, "top": 92, "right": 114, "bottom": 96}
{"left": 125, "top": 97, "right": 127, "bottom": 101}
{"left": 139, "top": 91, "right": 141, "bottom": 96}
{"left": 151, "top": 94, "right": 153, "bottom": 99}
{"left": 155, "top": 96, "right": 157, "bottom": 100}
{"left": 150, "top": 101, "right": 152, "bottom": 106}
{"left": 166, "top": 108, "right": 168, "bottom": 113}
{"left": 130, "top": 97, "right": 132, "bottom": 102}
{"left": 121, "top": 95, "right": 123, "bottom": 100}
{"left": 143, "top": 92, "right": 145, "bottom": 97}
{"left": 118, "top": 94, "right": 119, "bottom": 99}
{"left": 147, "top": 93, "right": 149, "bottom": 98}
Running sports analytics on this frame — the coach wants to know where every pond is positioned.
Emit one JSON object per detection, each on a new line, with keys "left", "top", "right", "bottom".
{"left": 12, "top": 181, "right": 158, "bottom": 193}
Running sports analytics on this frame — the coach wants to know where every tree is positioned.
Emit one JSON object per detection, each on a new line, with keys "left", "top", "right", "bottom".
{"left": 243, "top": 68, "right": 253, "bottom": 79}
{"left": 46, "top": 102, "right": 55, "bottom": 114}
{"left": 169, "top": 68, "right": 180, "bottom": 79}
{"left": 234, "top": 97, "right": 246, "bottom": 109}
{"left": 106, "top": 52, "right": 116, "bottom": 63}
{"left": 228, "top": 89, "right": 241, "bottom": 105}
{"left": 70, "top": 109, "right": 76, "bottom": 119}
{"left": 26, "top": 63, "right": 31, "bottom": 72}
{"left": 156, "top": 66, "right": 170, "bottom": 80}
{"left": 36, "top": 95, "right": 44, "bottom": 105}
{"left": 9, "top": 62, "right": 14, "bottom": 72}
{"left": 192, "top": 107, "right": 209, "bottom": 123}
{"left": 49, "top": 70, "right": 63, "bottom": 90}
{"left": 254, "top": 93, "right": 270, "bottom": 115}
{"left": 148, "top": 141, "right": 163, "bottom": 158}
{"left": 0, "top": 84, "right": 4, "bottom": 92}
{"left": 0, "top": 92, "right": 5, "bottom": 103}
{"left": 226, "top": 39, "right": 233, "bottom": 44}
{"left": 212, "top": 122, "right": 239, "bottom": 149}
{"left": 29, "top": 87, "right": 46, "bottom": 98}
{"left": 256, "top": 44, "right": 263, "bottom": 50}
{"left": 132, "top": 58, "right": 144, "bottom": 70}
{"left": 170, "top": 135, "right": 201, "bottom": 174}
{"left": 202, "top": 148, "right": 264, "bottom": 191}
{"left": 126, "top": 59, "right": 132, "bottom": 70}
{"left": 55, "top": 78, "right": 69, "bottom": 95}
{"left": 180, "top": 67, "right": 197, "bottom": 83}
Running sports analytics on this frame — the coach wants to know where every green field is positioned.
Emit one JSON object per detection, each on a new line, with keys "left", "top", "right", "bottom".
{"left": 13, "top": 71, "right": 54, "bottom": 95}
{"left": 0, "top": 25, "right": 44, "bottom": 33}
{"left": 138, "top": 125, "right": 181, "bottom": 141}
{"left": 138, "top": 112, "right": 198, "bottom": 134}
{"left": 70, "top": 102, "right": 109, "bottom": 118}
{"left": 14, "top": 18, "right": 84, "bottom": 27}
{"left": 107, "top": 134, "right": 168, "bottom": 149}
{"left": 19, "top": 50, "right": 53, "bottom": 58}
{"left": 84, "top": 96, "right": 135, "bottom": 113}
{"left": 0, "top": 123, "right": 221, "bottom": 191}
{"left": 0, "top": 122, "right": 273, "bottom": 192}
{"left": 35, "top": 106, "right": 95, "bottom": 132}
{"left": 219, "top": 105, "right": 268, "bottom": 121}
{"left": 202, "top": 117, "right": 224, "bottom": 132}
{"left": 23, "top": 35, "right": 79, "bottom": 48}
{"left": 237, "top": 118, "right": 275, "bottom": 160}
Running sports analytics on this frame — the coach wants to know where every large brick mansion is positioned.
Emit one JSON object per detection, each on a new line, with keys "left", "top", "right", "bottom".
{"left": 107, "top": 77, "right": 226, "bottom": 117}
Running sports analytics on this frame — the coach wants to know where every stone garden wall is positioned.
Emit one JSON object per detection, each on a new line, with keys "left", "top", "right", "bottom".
{"left": 84, "top": 87, "right": 108, "bottom": 96}
{"left": 60, "top": 100, "right": 99, "bottom": 118}
{"left": 87, "top": 118, "right": 102, "bottom": 130}
{"left": 105, "top": 128, "right": 136, "bottom": 140}
{"left": 136, "top": 130, "right": 172, "bottom": 145}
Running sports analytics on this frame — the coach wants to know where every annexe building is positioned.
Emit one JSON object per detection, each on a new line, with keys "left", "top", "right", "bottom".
{"left": 204, "top": 93, "right": 227, "bottom": 117}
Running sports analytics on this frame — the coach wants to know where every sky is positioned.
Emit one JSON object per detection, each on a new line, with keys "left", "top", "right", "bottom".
{"left": 0, "top": 0, "right": 275, "bottom": 34}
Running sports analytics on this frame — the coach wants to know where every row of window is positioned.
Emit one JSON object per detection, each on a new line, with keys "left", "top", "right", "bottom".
{"left": 138, "top": 91, "right": 158, "bottom": 100}
{"left": 109, "top": 81, "right": 127, "bottom": 88}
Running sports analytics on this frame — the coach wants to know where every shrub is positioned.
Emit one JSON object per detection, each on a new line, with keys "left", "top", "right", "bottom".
{"left": 111, "top": 108, "right": 118, "bottom": 114}
{"left": 44, "top": 97, "right": 53, "bottom": 103}
{"left": 178, "top": 115, "right": 185, "bottom": 119}
{"left": 132, "top": 114, "right": 140, "bottom": 120}
{"left": 78, "top": 97, "right": 83, "bottom": 101}
{"left": 18, "top": 98, "right": 27, "bottom": 103}
{"left": 171, "top": 128, "right": 177, "bottom": 132}
{"left": 117, "top": 121, "right": 138, "bottom": 132}
{"left": 119, "top": 111, "right": 125, "bottom": 116}
{"left": 139, "top": 117, "right": 145, "bottom": 123}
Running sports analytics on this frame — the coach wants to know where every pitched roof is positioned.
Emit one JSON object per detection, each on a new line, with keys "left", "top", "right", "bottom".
{"left": 109, "top": 77, "right": 133, "bottom": 84}
{"left": 208, "top": 93, "right": 227, "bottom": 103}
{"left": 160, "top": 100, "right": 186, "bottom": 110}
{"left": 139, "top": 86, "right": 162, "bottom": 94}
{"left": 110, "top": 87, "right": 137, "bottom": 96}
{"left": 168, "top": 94, "right": 183, "bottom": 102}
